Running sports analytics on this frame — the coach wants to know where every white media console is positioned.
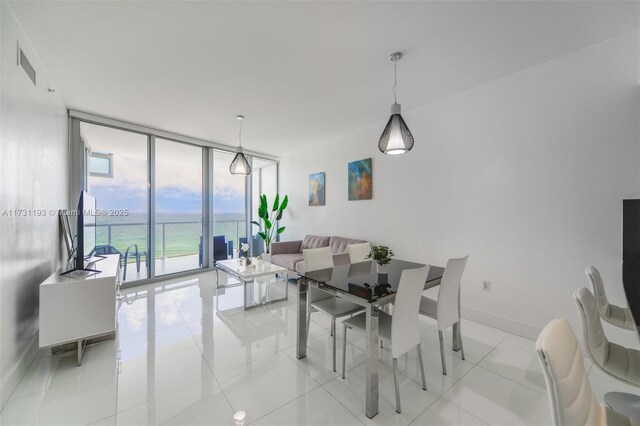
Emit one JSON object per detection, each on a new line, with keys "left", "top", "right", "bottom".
{"left": 39, "top": 254, "right": 120, "bottom": 365}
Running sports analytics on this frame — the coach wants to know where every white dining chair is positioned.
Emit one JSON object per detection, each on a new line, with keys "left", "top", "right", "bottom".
{"left": 302, "top": 247, "right": 364, "bottom": 372}
{"left": 419, "top": 255, "right": 468, "bottom": 375}
{"left": 585, "top": 266, "right": 636, "bottom": 331}
{"left": 341, "top": 266, "right": 430, "bottom": 413}
{"left": 536, "top": 319, "right": 637, "bottom": 426}
{"left": 574, "top": 287, "right": 640, "bottom": 387}
{"left": 347, "top": 242, "right": 371, "bottom": 264}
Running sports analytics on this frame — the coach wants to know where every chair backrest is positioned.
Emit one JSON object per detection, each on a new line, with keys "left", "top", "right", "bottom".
{"left": 585, "top": 266, "right": 611, "bottom": 319}
{"left": 302, "top": 247, "right": 334, "bottom": 272}
{"left": 213, "top": 235, "right": 227, "bottom": 261}
{"left": 392, "top": 265, "right": 431, "bottom": 358}
{"left": 347, "top": 242, "right": 371, "bottom": 263}
{"left": 574, "top": 287, "right": 609, "bottom": 368}
{"left": 536, "top": 319, "right": 602, "bottom": 426}
{"left": 436, "top": 256, "right": 468, "bottom": 330}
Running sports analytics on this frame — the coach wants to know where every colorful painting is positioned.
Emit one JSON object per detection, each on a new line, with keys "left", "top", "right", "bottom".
{"left": 308, "top": 172, "right": 326, "bottom": 206}
{"left": 348, "top": 158, "right": 372, "bottom": 200}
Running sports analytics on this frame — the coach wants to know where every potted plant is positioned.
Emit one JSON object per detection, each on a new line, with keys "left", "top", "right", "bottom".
{"left": 367, "top": 245, "right": 394, "bottom": 274}
{"left": 251, "top": 194, "right": 288, "bottom": 261}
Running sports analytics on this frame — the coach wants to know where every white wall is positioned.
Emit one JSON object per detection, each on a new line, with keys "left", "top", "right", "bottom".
{"left": 0, "top": 1, "right": 68, "bottom": 408}
{"left": 281, "top": 31, "right": 640, "bottom": 345}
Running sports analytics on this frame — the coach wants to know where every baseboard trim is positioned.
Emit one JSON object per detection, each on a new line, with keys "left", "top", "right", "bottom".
{"left": 0, "top": 332, "right": 39, "bottom": 412}
{"left": 461, "top": 306, "right": 542, "bottom": 340}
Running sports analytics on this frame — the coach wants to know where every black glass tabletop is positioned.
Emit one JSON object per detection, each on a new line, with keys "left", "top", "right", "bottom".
{"left": 299, "top": 260, "right": 445, "bottom": 303}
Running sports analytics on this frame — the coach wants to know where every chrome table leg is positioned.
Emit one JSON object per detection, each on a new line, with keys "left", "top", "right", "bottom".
{"left": 365, "top": 304, "right": 379, "bottom": 418}
{"left": 296, "top": 277, "right": 308, "bottom": 359}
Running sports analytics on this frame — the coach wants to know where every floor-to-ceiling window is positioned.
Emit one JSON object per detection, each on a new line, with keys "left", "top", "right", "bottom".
{"left": 154, "top": 138, "right": 204, "bottom": 275}
{"left": 251, "top": 158, "right": 279, "bottom": 255}
{"left": 84, "top": 122, "right": 150, "bottom": 281}
{"left": 73, "top": 112, "right": 275, "bottom": 285}
{"left": 213, "top": 151, "right": 246, "bottom": 260}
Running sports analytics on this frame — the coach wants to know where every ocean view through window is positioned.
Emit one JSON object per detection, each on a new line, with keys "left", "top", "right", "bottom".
{"left": 74, "top": 113, "right": 276, "bottom": 285}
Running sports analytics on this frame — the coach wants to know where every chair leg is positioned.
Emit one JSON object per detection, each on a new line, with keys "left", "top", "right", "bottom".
{"left": 438, "top": 330, "right": 447, "bottom": 375}
{"left": 342, "top": 324, "right": 348, "bottom": 379}
{"left": 417, "top": 343, "right": 427, "bottom": 391}
{"left": 393, "top": 358, "right": 401, "bottom": 413}
{"left": 457, "top": 321, "right": 466, "bottom": 360}
{"left": 306, "top": 310, "right": 311, "bottom": 339}
{"left": 332, "top": 318, "right": 336, "bottom": 372}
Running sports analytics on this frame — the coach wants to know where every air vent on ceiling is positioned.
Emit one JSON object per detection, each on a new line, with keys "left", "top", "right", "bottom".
{"left": 17, "top": 42, "right": 36, "bottom": 87}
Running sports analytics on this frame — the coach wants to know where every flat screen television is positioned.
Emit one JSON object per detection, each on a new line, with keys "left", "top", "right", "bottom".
{"left": 622, "top": 200, "right": 640, "bottom": 331}
{"left": 78, "top": 191, "right": 96, "bottom": 265}
{"left": 61, "top": 191, "right": 101, "bottom": 275}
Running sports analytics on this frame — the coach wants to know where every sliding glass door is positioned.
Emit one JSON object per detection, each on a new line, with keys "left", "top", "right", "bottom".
{"left": 84, "top": 122, "right": 149, "bottom": 282}
{"left": 251, "top": 158, "right": 278, "bottom": 255}
{"left": 154, "top": 138, "right": 204, "bottom": 276}
{"left": 212, "top": 151, "right": 246, "bottom": 261}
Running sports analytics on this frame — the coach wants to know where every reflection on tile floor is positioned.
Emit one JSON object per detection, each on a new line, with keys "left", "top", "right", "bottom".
{"left": 0, "top": 271, "right": 635, "bottom": 425}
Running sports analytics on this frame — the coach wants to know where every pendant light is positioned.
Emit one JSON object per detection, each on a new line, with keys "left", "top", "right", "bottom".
{"left": 229, "top": 114, "right": 251, "bottom": 175}
{"left": 378, "top": 52, "right": 414, "bottom": 155}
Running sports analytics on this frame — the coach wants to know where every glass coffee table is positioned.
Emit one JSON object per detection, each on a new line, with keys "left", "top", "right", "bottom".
{"left": 215, "top": 259, "right": 288, "bottom": 310}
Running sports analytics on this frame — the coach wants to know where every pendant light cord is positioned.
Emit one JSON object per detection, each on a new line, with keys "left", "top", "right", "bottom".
{"left": 238, "top": 119, "right": 243, "bottom": 148}
{"left": 393, "top": 59, "right": 398, "bottom": 104}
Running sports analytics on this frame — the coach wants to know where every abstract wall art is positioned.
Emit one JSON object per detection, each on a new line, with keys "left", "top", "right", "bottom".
{"left": 348, "top": 158, "right": 372, "bottom": 200}
{"left": 308, "top": 172, "right": 325, "bottom": 206}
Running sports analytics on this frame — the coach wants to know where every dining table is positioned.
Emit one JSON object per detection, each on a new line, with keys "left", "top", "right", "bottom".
{"left": 296, "top": 259, "right": 453, "bottom": 419}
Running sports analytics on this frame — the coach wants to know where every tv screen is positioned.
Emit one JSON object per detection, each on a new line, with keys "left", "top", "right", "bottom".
{"left": 77, "top": 191, "right": 96, "bottom": 268}
{"left": 622, "top": 199, "right": 640, "bottom": 331}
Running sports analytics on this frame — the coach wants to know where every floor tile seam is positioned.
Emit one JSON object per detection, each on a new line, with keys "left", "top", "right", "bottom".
{"left": 472, "top": 364, "right": 547, "bottom": 396}
{"left": 4, "top": 365, "right": 118, "bottom": 404}
{"left": 476, "top": 344, "right": 548, "bottom": 396}
{"left": 431, "top": 396, "right": 490, "bottom": 426}
{"left": 5, "top": 349, "right": 54, "bottom": 406}
{"left": 113, "top": 375, "right": 221, "bottom": 416}
{"left": 280, "top": 339, "right": 370, "bottom": 383}
{"left": 319, "top": 379, "right": 372, "bottom": 426}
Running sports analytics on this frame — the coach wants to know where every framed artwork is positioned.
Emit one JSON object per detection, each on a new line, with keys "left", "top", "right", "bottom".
{"left": 309, "top": 172, "right": 326, "bottom": 206}
{"left": 348, "top": 158, "right": 372, "bottom": 200}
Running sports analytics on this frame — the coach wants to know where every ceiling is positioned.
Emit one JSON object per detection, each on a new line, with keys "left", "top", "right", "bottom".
{"left": 9, "top": 1, "right": 639, "bottom": 156}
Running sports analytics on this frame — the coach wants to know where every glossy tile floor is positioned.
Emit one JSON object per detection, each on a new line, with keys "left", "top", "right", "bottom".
{"left": 2, "top": 271, "right": 637, "bottom": 426}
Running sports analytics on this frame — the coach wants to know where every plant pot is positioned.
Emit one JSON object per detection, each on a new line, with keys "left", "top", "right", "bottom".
{"left": 376, "top": 263, "right": 389, "bottom": 274}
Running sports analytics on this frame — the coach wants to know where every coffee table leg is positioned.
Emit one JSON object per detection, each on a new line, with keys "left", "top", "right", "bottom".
{"left": 296, "top": 277, "right": 308, "bottom": 359}
{"left": 243, "top": 279, "right": 248, "bottom": 310}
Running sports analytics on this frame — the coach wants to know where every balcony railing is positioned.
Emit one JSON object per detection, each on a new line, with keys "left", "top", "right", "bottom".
{"left": 93, "top": 220, "right": 246, "bottom": 259}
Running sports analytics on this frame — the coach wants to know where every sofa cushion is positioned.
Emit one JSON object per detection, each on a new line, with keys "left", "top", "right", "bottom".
{"left": 302, "top": 235, "right": 330, "bottom": 250}
{"left": 329, "top": 236, "right": 367, "bottom": 255}
{"left": 271, "top": 253, "right": 304, "bottom": 272}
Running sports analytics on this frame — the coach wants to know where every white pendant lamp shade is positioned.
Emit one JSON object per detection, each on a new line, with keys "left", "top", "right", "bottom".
{"left": 378, "top": 52, "right": 414, "bottom": 155}
{"left": 229, "top": 146, "right": 251, "bottom": 175}
{"left": 229, "top": 115, "right": 251, "bottom": 176}
{"left": 378, "top": 103, "right": 414, "bottom": 155}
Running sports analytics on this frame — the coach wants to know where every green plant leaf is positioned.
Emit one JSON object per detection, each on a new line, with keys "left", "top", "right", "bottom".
{"left": 272, "top": 194, "right": 280, "bottom": 211}
{"left": 257, "top": 231, "right": 267, "bottom": 240}
{"left": 260, "top": 194, "right": 267, "bottom": 209}
{"left": 265, "top": 219, "right": 272, "bottom": 229}
{"left": 258, "top": 206, "right": 268, "bottom": 219}
{"left": 279, "top": 195, "right": 288, "bottom": 211}
{"left": 276, "top": 210, "right": 283, "bottom": 220}
{"left": 277, "top": 226, "right": 286, "bottom": 234}
{"left": 250, "top": 220, "right": 262, "bottom": 229}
